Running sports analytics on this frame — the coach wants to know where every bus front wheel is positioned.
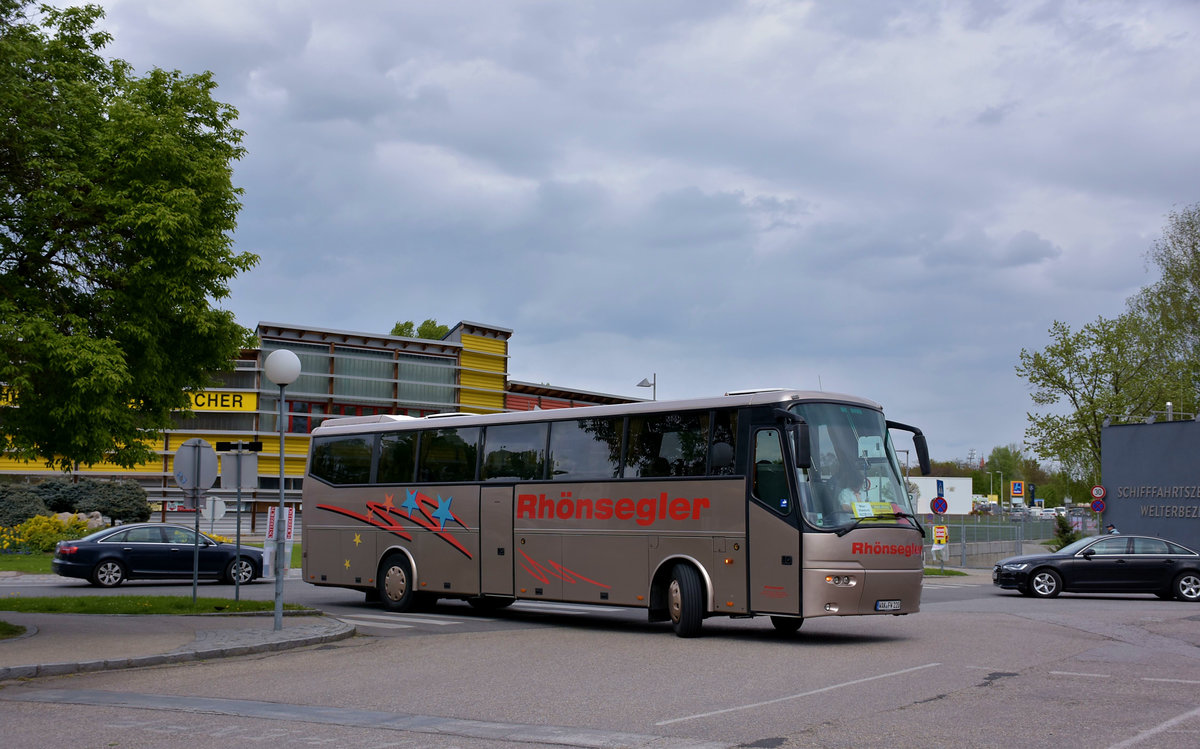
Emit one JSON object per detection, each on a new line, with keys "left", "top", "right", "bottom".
{"left": 668, "top": 563, "right": 704, "bottom": 638}
{"left": 377, "top": 554, "right": 414, "bottom": 612}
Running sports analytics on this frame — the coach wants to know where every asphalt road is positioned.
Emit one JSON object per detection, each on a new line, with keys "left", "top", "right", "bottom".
{"left": 2, "top": 574, "right": 1199, "bottom": 748}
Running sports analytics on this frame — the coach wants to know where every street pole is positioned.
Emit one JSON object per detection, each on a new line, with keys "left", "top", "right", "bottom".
{"left": 264, "top": 348, "right": 301, "bottom": 633}
{"left": 191, "top": 442, "right": 200, "bottom": 605}
{"left": 274, "top": 383, "right": 286, "bottom": 631}
{"left": 234, "top": 442, "right": 243, "bottom": 602}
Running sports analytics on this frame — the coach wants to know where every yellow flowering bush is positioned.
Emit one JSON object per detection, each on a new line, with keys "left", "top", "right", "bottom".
{"left": 0, "top": 514, "right": 92, "bottom": 553}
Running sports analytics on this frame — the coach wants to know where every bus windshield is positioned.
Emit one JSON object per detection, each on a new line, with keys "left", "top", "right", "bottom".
{"left": 789, "top": 402, "right": 916, "bottom": 532}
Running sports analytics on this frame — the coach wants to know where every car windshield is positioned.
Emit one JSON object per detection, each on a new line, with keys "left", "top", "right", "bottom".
{"left": 788, "top": 401, "right": 917, "bottom": 531}
{"left": 1056, "top": 536, "right": 1101, "bottom": 556}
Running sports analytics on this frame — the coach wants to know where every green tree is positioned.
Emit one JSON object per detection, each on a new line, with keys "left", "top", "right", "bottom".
{"left": 1016, "top": 312, "right": 1183, "bottom": 484}
{"left": 390, "top": 319, "right": 450, "bottom": 339}
{"left": 1132, "top": 203, "right": 1200, "bottom": 387}
{"left": 0, "top": 1, "right": 257, "bottom": 470}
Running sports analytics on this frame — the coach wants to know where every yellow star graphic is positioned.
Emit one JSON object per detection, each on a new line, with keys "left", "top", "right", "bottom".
{"left": 344, "top": 559, "right": 351, "bottom": 569}
{"left": 353, "top": 533, "right": 362, "bottom": 546}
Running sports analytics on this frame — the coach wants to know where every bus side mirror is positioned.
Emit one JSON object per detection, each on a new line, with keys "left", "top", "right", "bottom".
{"left": 913, "top": 433, "right": 931, "bottom": 475}
{"left": 793, "top": 423, "right": 811, "bottom": 470}
{"left": 887, "top": 419, "right": 932, "bottom": 476}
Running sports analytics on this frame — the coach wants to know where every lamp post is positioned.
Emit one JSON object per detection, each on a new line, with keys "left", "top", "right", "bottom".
{"left": 636, "top": 373, "right": 656, "bottom": 401}
{"left": 264, "top": 348, "right": 301, "bottom": 631}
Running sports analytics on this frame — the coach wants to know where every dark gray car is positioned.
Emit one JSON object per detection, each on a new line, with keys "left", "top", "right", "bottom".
{"left": 992, "top": 534, "right": 1200, "bottom": 601}
{"left": 52, "top": 522, "right": 263, "bottom": 587}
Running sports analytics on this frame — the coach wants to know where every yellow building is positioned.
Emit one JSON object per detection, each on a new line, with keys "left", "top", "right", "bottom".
{"left": 1, "top": 320, "right": 633, "bottom": 512}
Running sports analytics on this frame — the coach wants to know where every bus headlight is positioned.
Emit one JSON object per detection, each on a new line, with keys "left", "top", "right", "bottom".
{"left": 825, "top": 575, "right": 856, "bottom": 587}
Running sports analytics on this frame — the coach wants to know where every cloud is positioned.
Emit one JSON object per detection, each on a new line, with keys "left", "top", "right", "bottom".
{"left": 91, "top": 0, "right": 1200, "bottom": 463}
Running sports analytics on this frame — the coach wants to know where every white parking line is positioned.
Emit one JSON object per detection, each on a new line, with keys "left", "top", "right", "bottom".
{"left": 338, "top": 617, "right": 412, "bottom": 630}
{"left": 348, "top": 613, "right": 460, "bottom": 626}
{"left": 1106, "top": 704, "right": 1200, "bottom": 749}
{"left": 1050, "top": 671, "right": 1111, "bottom": 678}
{"left": 512, "top": 601, "right": 616, "bottom": 614}
{"left": 656, "top": 663, "right": 941, "bottom": 726}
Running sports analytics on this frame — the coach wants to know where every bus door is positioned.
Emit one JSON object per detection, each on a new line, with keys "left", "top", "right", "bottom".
{"left": 480, "top": 485, "right": 514, "bottom": 596}
{"left": 747, "top": 427, "right": 801, "bottom": 614}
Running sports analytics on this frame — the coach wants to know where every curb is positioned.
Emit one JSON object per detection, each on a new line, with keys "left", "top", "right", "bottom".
{"left": 0, "top": 617, "right": 355, "bottom": 681}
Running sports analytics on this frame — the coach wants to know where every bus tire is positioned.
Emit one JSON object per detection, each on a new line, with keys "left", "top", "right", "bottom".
{"left": 377, "top": 553, "right": 414, "bottom": 612}
{"left": 668, "top": 563, "right": 704, "bottom": 638}
{"left": 770, "top": 616, "right": 803, "bottom": 634}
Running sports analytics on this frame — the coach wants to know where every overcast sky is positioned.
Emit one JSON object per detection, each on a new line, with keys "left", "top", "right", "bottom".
{"left": 88, "top": 0, "right": 1199, "bottom": 464}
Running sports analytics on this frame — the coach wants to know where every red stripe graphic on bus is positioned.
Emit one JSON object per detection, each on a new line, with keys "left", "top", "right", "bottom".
{"left": 516, "top": 548, "right": 611, "bottom": 589}
{"left": 317, "top": 489, "right": 473, "bottom": 558}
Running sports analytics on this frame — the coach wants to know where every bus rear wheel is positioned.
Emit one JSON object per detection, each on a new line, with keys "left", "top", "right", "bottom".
{"left": 668, "top": 563, "right": 704, "bottom": 638}
{"left": 377, "top": 553, "right": 414, "bottom": 612}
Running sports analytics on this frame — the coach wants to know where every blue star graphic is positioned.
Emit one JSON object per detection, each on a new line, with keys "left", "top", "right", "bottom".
{"left": 431, "top": 494, "right": 455, "bottom": 531}
{"left": 400, "top": 490, "right": 421, "bottom": 517}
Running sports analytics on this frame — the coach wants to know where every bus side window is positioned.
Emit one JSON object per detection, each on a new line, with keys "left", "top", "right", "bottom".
{"left": 482, "top": 423, "right": 547, "bottom": 481}
{"left": 708, "top": 408, "right": 737, "bottom": 475}
{"left": 753, "top": 429, "right": 789, "bottom": 514}
{"left": 417, "top": 427, "right": 480, "bottom": 483}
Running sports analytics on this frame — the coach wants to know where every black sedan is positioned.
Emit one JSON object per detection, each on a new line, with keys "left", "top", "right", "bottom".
{"left": 993, "top": 534, "right": 1200, "bottom": 601}
{"left": 52, "top": 523, "right": 264, "bottom": 587}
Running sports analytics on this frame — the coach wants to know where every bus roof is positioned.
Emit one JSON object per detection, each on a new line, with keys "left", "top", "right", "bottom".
{"left": 310, "top": 389, "right": 883, "bottom": 436}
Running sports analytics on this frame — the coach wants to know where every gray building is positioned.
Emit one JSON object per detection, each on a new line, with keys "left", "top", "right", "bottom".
{"left": 1100, "top": 419, "right": 1200, "bottom": 549}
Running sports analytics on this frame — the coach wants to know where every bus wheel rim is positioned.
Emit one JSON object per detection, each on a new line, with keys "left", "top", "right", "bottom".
{"left": 384, "top": 565, "right": 408, "bottom": 601}
{"left": 669, "top": 579, "right": 682, "bottom": 623}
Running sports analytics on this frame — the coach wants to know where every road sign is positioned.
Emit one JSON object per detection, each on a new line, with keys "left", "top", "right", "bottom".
{"left": 1091, "top": 498, "right": 1106, "bottom": 513}
{"left": 1091, "top": 485, "right": 1107, "bottom": 500}
{"left": 930, "top": 496, "right": 948, "bottom": 514}
{"left": 172, "top": 438, "right": 218, "bottom": 499}
{"left": 1011, "top": 480, "right": 1025, "bottom": 498}
{"left": 220, "top": 453, "right": 258, "bottom": 489}
{"left": 200, "top": 497, "right": 226, "bottom": 522}
{"left": 933, "top": 525, "right": 948, "bottom": 543}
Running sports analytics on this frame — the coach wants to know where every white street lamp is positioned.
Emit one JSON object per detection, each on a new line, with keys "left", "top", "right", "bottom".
{"left": 636, "top": 373, "right": 656, "bottom": 401}
{"left": 264, "top": 348, "right": 301, "bottom": 631}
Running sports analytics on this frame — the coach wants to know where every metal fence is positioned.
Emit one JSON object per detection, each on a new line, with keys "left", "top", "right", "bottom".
{"left": 922, "top": 514, "right": 1102, "bottom": 568}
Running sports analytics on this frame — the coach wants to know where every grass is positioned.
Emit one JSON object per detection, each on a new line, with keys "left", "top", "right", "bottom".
{"left": 0, "top": 595, "right": 308, "bottom": 615}
{"left": 923, "top": 567, "right": 968, "bottom": 576}
{"left": 0, "top": 620, "right": 25, "bottom": 638}
{"left": 0, "top": 551, "right": 53, "bottom": 574}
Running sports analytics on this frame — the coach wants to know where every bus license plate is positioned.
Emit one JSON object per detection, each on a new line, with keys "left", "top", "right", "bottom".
{"left": 875, "top": 599, "right": 901, "bottom": 611}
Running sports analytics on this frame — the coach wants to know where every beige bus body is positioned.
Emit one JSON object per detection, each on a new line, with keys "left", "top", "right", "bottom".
{"left": 301, "top": 390, "right": 927, "bottom": 635}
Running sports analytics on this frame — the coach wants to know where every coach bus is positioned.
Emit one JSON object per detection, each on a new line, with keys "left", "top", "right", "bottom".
{"left": 300, "top": 388, "right": 931, "bottom": 636}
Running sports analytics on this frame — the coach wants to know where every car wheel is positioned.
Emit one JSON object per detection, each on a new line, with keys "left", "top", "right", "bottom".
{"left": 1030, "top": 568, "right": 1062, "bottom": 598}
{"left": 770, "top": 616, "right": 803, "bottom": 634}
{"left": 225, "top": 557, "right": 255, "bottom": 585}
{"left": 91, "top": 560, "right": 127, "bottom": 588}
{"left": 667, "top": 563, "right": 704, "bottom": 637}
{"left": 1174, "top": 572, "right": 1200, "bottom": 602}
{"left": 377, "top": 553, "right": 414, "bottom": 612}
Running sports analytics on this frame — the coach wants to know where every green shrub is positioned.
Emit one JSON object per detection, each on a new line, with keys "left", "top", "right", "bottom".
{"left": 76, "top": 479, "right": 151, "bottom": 523}
{"left": 1047, "top": 513, "right": 1083, "bottom": 551}
{"left": 0, "top": 484, "right": 49, "bottom": 527}
{"left": 16, "top": 514, "right": 92, "bottom": 552}
{"left": 31, "top": 479, "right": 79, "bottom": 513}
